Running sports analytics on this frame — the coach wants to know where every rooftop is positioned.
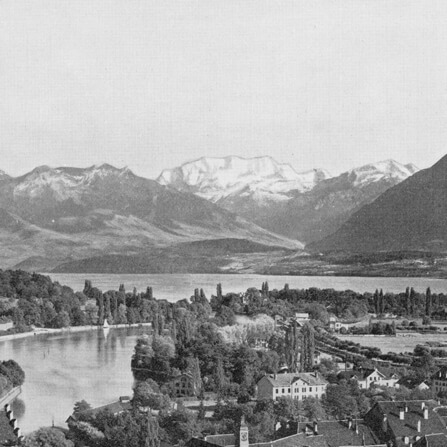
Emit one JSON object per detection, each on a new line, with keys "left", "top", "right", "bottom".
{"left": 297, "top": 419, "right": 380, "bottom": 447}
{"left": 365, "top": 400, "right": 447, "bottom": 446}
{"left": 261, "top": 372, "right": 327, "bottom": 387}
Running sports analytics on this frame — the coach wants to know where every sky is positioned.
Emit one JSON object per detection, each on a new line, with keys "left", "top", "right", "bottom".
{"left": 1, "top": 0, "right": 447, "bottom": 179}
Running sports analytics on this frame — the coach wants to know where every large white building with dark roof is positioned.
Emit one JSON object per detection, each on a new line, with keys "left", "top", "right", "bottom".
{"left": 256, "top": 372, "right": 328, "bottom": 401}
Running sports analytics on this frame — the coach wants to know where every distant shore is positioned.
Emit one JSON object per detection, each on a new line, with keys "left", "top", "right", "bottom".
{"left": 0, "top": 322, "right": 152, "bottom": 343}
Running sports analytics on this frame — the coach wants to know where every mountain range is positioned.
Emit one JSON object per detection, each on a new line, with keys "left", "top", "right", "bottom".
{"left": 310, "top": 154, "right": 447, "bottom": 253}
{"left": 0, "top": 164, "right": 300, "bottom": 272}
{"left": 159, "top": 157, "right": 419, "bottom": 243}
{"left": 0, "top": 155, "right": 438, "bottom": 274}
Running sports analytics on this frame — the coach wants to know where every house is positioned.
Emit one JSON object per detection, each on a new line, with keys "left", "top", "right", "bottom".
{"left": 187, "top": 416, "right": 388, "bottom": 447}
{"left": 413, "top": 433, "right": 447, "bottom": 447}
{"left": 186, "top": 416, "right": 329, "bottom": 447}
{"left": 431, "top": 366, "right": 447, "bottom": 393}
{"left": 169, "top": 372, "right": 199, "bottom": 398}
{"left": 397, "top": 378, "right": 430, "bottom": 391}
{"left": 339, "top": 368, "right": 399, "bottom": 389}
{"left": 364, "top": 400, "right": 447, "bottom": 447}
{"left": 66, "top": 396, "right": 132, "bottom": 424}
{"left": 297, "top": 419, "right": 385, "bottom": 447}
{"left": 328, "top": 316, "right": 348, "bottom": 332}
{"left": 256, "top": 372, "right": 328, "bottom": 401}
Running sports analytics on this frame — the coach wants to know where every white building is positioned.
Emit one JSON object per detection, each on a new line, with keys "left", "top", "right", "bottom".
{"left": 257, "top": 372, "right": 328, "bottom": 401}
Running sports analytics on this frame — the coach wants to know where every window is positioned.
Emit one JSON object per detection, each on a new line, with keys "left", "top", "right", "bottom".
{"left": 282, "top": 388, "right": 285, "bottom": 394}
{"left": 288, "top": 388, "right": 290, "bottom": 393}
{"left": 302, "top": 388, "right": 306, "bottom": 393}
{"left": 276, "top": 389, "right": 279, "bottom": 394}
{"left": 309, "top": 387, "right": 312, "bottom": 392}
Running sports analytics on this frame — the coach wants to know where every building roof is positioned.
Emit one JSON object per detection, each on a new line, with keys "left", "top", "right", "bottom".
{"left": 204, "top": 434, "right": 235, "bottom": 446}
{"left": 414, "top": 433, "right": 447, "bottom": 447}
{"left": 337, "top": 367, "right": 398, "bottom": 382}
{"left": 432, "top": 366, "right": 447, "bottom": 380}
{"left": 365, "top": 400, "right": 447, "bottom": 446}
{"left": 297, "top": 419, "right": 380, "bottom": 447}
{"left": 187, "top": 433, "right": 328, "bottom": 447}
{"left": 260, "top": 372, "right": 327, "bottom": 388}
{"left": 397, "top": 377, "right": 429, "bottom": 389}
{"left": 67, "top": 400, "right": 132, "bottom": 422}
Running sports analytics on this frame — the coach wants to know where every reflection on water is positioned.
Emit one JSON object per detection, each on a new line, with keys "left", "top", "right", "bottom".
{"left": 11, "top": 399, "right": 25, "bottom": 421}
{"left": 0, "top": 327, "right": 150, "bottom": 434}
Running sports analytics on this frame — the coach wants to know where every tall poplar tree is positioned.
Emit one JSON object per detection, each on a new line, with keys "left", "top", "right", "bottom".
{"left": 300, "top": 322, "right": 315, "bottom": 372}
{"left": 285, "top": 320, "right": 300, "bottom": 373}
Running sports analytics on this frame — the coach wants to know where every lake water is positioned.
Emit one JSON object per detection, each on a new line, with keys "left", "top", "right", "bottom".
{"left": 49, "top": 273, "right": 447, "bottom": 301}
{"left": 0, "top": 326, "right": 150, "bottom": 434}
{"left": 6, "top": 273, "right": 447, "bottom": 434}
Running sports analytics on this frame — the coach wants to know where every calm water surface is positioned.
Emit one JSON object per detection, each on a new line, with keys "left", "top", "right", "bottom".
{"left": 49, "top": 273, "right": 447, "bottom": 300}
{"left": 0, "top": 327, "right": 150, "bottom": 433}
{"left": 7, "top": 273, "right": 447, "bottom": 433}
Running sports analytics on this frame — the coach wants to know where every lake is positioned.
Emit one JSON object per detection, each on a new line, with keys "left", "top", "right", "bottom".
{"left": 49, "top": 273, "right": 447, "bottom": 301}
{"left": 7, "top": 273, "right": 447, "bottom": 434}
{"left": 0, "top": 327, "right": 149, "bottom": 433}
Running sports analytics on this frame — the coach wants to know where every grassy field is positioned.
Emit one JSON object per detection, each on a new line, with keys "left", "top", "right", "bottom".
{"left": 336, "top": 333, "right": 447, "bottom": 354}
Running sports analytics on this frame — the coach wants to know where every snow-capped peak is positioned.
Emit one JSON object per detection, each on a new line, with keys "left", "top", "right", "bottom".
{"left": 348, "top": 159, "right": 419, "bottom": 187}
{"left": 157, "top": 156, "right": 332, "bottom": 203}
{"left": 13, "top": 164, "right": 134, "bottom": 201}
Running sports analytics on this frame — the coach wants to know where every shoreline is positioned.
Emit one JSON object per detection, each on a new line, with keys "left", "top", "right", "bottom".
{"left": 0, "top": 322, "right": 152, "bottom": 343}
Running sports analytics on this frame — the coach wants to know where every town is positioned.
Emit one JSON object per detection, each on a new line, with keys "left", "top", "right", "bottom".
{"left": 0, "top": 271, "right": 447, "bottom": 446}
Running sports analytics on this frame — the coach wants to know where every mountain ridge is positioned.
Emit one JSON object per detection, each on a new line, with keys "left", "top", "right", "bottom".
{"left": 158, "top": 157, "right": 419, "bottom": 243}
{"left": 309, "top": 154, "right": 447, "bottom": 253}
{"left": 0, "top": 164, "right": 302, "bottom": 271}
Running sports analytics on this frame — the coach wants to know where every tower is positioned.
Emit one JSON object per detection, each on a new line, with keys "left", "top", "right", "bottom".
{"left": 239, "top": 416, "right": 249, "bottom": 447}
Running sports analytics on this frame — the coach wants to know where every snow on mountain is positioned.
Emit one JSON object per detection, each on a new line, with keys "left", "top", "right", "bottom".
{"left": 157, "top": 156, "right": 332, "bottom": 202}
{"left": 348, "top": 159, "right": 419, "bottom": 187}
{"left": 13, "top": 164, "right": 132, "bottom": 201}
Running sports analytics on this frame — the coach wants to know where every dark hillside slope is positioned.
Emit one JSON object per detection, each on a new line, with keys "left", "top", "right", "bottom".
{"left": 309, "top": 155, "right": 447, "bottom": 253}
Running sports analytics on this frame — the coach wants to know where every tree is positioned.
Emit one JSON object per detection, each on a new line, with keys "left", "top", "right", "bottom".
{"left": 0, "top": 359, "right": 25, "bottom": 387}
{"left": 426, "top": 287, "right": 432, "bottom": 317}
{"left": 144, "top": 414, "right": 161, "bottom": 447}
{"left": 24, "top": 427, "right": 74, "bottom": 447}
{"left": 300, "top": 323, "right": 315, "bottom": 372}
{"left": 303, "top": 397, "right": 326, "bottom": 421}
{"left": 51, "top": 310, "right": 70, "bottom": 328}
{"left": 73, "top": 400, "right": 92, "bottom": 414}
{"left": 285, "top": 321, "right": 300, "bottom": 373}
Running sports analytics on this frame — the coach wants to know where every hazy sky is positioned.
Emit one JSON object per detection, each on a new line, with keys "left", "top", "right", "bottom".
{"left": 1, "top": 0, "right": 447, "bottom": 179}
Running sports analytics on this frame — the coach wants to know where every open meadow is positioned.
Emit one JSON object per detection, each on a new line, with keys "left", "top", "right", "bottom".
{"left": 336, "top": 333, "right": 447, "bottom": 354}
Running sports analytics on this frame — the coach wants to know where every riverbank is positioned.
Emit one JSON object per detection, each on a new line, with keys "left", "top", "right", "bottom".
{"left": 0, "top": 323, "right": 152, "bottom": 343}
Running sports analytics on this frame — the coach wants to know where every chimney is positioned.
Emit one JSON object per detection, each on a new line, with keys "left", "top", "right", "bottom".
{"left": 10, "top": 419, "right": 17, "bottom": 430}
{"left": 313, "top": 421, "right": 318, "bottom": 435}
{"left": 13, "top": 427, "right": 21, "bottom": 438}
{"left": 399, "top": 410, "right": 405, "bottom": 420}
{"left": 348, "top": 418, "right": 352, "bottom": 429}
{"left": 6, "top": 410, "right": 13, "bottom": 420}
{"left": 417, "top": 420, "right": 421, "bottom": 432}
{"left": 274, "top": 373, "right": 277, "bottom": 380}
{"left": 382, "top": 416, "right": 387, "bottom": 433}
{"left": 405, "top": 404, "right": 408, "bottom": 412}
{"left": 421, "top": 402, "right": 425, "bottom": 410}
{"left": 424, "top": 408, "right": 429, "bottom": 419}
